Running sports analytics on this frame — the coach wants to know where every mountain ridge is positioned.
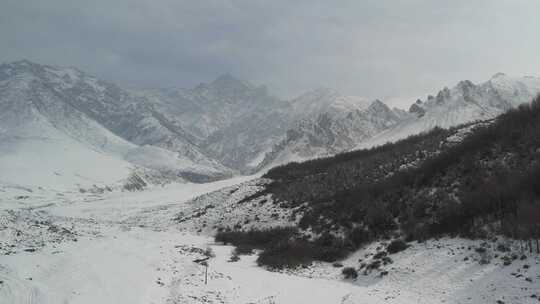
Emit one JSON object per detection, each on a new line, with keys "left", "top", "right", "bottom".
{"left": 2, "top": 59, "right": 540, "bottom": 189}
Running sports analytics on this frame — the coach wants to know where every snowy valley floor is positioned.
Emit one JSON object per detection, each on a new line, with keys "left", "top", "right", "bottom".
{"left": 1, "top": 178, "right": 539, "bottom": 304}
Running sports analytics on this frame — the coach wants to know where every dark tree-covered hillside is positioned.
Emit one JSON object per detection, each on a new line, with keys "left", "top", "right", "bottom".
{"left": 220, "top": 96, "right": 540, "bottom": 268}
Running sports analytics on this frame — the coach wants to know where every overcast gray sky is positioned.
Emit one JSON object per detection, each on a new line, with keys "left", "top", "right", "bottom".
{"left": 2, "top": 0, "right": 540, "bottom": 107}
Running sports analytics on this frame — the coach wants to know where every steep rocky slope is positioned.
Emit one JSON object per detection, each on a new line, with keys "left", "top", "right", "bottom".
{"left": 258, "top": 91, "right": 410, "bottom": 169}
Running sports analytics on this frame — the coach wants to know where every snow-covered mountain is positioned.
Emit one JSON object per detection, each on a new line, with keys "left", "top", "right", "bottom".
{"left": 258, "top": 74, "right": 540, "bottom": 170}
{"left": 139, "top": 74, "right": 294, "bottom": 172}
{"left": 257, "top": 89, "right": 411, "bottom": 169}
{"left": 141, "top": 85, "right": 391, "bottom": 172}
{"left": 358, "top": 73, "right": 540, "bottom": 148}
{"left": 2, "top": 60, "right": 540, "bottom": 189}
{"left": 0, "top": 60, "right": 230, "bottom": 190}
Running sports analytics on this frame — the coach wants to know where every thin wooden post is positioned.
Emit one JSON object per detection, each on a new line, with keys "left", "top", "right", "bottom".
{"left": 194, "top": 258, "right": 210, "bottom": 285}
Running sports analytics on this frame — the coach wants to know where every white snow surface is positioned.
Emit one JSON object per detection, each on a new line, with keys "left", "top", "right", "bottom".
{"left": 1, "top": 176, "right": 539, "bottom": 304}
{"left": 0, "top": 127, "right": 134, "bottom": 191}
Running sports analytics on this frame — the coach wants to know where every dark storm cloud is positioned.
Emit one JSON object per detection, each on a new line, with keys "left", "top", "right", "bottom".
{"left": 2, "top": 0, "right": 540, "bottom": 106}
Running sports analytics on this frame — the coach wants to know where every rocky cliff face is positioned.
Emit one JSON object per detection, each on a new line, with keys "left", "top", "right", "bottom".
{"left": 257, "top": 94, "right": 411, "bottom": 170}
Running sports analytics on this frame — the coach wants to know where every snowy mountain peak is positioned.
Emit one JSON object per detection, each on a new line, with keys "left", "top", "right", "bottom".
{"left": 409, "top": 103, "right": 426, "bottom": 117}
{"left": 0, "top": 59, "right": 46, "bottom": 80}
{"left": 456, "top": 80, "right": 475, "bottom": 89}
{"left": 1, "top": 59, "right": 41, "bottom": 71}
{"left": 368, "top": 99, "right": 388, "bottom": 111}
{"left": 491, "top": 72, "right": 507, "bottom": 79}
{"left": 358, "top": 73, "right": 540, "bottom": 150}
{"left": 195, "top": 73, "right": 260, "bottom": 98}
{"left": 211, "top": 73, "right": 252, "bottom": 89}
{"left": 1, "top": 60, "right": 80, "bottom": 77}
{"left": 0, "top": 60, "right": 105, "bottom": 95}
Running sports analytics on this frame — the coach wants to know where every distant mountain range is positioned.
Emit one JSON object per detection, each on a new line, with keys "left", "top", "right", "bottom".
{"left": 1, "top": 59, "right": 539, "bottom": 190}
{"left": 261, "top": 74, "right": 540, "bottom": 169}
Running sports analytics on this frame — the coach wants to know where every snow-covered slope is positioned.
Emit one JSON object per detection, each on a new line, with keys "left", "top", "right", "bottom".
{"left": 0, "top": 60, "right": 230, "bottom": 189}
{"left": 0, "top": 131, "right": 134, "bottom": 191}
{"left": 359, "top": 74, "right": 540, "bottom": 149}
{"left": 0, "top": 173, "right": 538, "bottom": 304}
